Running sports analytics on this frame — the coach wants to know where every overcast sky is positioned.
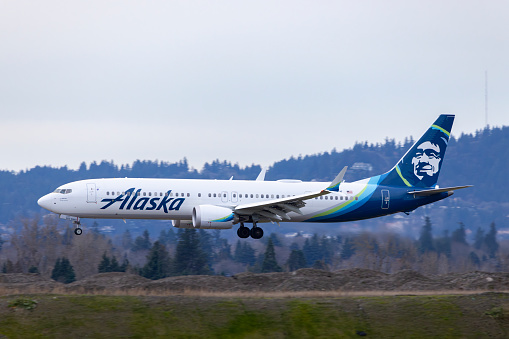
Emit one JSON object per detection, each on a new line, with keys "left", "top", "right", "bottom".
{"left": 1, "top": 1, "right": 508, "bottom": 173}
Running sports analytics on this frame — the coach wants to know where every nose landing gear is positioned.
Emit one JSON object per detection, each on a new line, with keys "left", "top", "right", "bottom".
{"left": 73, "top": 220, "right": 83, "bottom": 235}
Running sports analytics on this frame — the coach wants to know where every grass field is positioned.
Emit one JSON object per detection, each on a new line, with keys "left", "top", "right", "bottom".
{"left": 1, "top": 292, "right": 509, "bottom": 338}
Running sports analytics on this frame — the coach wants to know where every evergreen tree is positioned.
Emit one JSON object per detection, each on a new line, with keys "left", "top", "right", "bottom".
{"left": 28, "top": 266, "right": 39, "bottom": 274}
{"left": 132, "top": 230, "right": 151, "bottom": 251}
{"left": 121, "top": 230, "right": 133, "bottom": 249}
{"left": 469, "top": 252, "right": 480, "bottom": 267}
{"left": 435, "top": 230, "right": 451, "bottom": 257}
{"left": 173, "top": 229, "right": 211, "bottom": 276}
{"left": 261, "top": 238, "right": 282, "bottom": 273}
{"left": 340, "top": 237, "right": 356, "bottom": 260}
{"left": 312, "top": 260, "right": 327, "bottom": 270}
{"left": 109, "top": 256, "right": 121, "bottom": 272}
{"left": 286, "top": 249, "right": 307, "bottom": 271}
{"left": 51, "top": 257, "right": 76, "bottom": 284}
{"left": 198, "top": 229, "right": 213, "bottom": 263}
{"left": 3, "top": 260, "right": 15, "bottom": 273}
{"left": 140, "top": 241, "right": 172, "bottom": 280}
{"left": 303, "top": 234, "right": 321, "bottom": 266}
{"left": 451, "top": 222, "right": 467, "bottom": 245}
{"left": 98, "top": 252, "right": 124, "bottom": 273}
{"left": 473, "top": 227, "right": 485, "bottom": 250}
{"left": 233, "top": 240, "right": 256, "bottom": 266}
{"left": 215, "top": 238, "right": 232, "bottom": 261}
{"left": 158, "top": 229, "right": 177, "bottom": 247}
{"left": 484, "top": 222, "right": 499, "bottom": 258}
{"left": 418, "top": 217, "right": 435, "bottom": 254}
{"left": 98, "top": 252, "right": 111, "bottom": 273}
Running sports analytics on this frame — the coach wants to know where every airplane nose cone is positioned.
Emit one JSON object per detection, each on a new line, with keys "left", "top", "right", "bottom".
{"left": 38, "top": 194, "right": 52, "bottom": 211}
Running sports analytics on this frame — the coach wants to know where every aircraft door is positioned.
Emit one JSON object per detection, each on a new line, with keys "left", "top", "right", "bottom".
{"left": 87, "top": 183, "right": 97, "bottom": 203}
{"left": 381, "top": 189, "right": 390, "bottom": 209}
{"left": 221, "top": 191, "right": 228, "bottom": 203}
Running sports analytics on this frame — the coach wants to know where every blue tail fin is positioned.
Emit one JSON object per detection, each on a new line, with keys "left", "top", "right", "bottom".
{"left": 380, "top": 114, "right": 454, "bottom": 188}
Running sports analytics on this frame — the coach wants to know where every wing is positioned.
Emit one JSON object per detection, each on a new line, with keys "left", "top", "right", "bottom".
{"left": 234, "top": 190, "right": 330, "bottom": 222}
{"left": 234, "top": 167, "right": 348, "bottom": 223}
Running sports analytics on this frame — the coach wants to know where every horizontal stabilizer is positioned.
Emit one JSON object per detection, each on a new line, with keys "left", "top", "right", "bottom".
{"left": 407, "top": 185, "right": 472, "bottom": 197}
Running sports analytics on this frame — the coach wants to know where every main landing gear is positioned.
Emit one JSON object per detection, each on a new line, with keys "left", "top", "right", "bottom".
{"left": 237, "top": 223, "right": 264, "bottom": 239}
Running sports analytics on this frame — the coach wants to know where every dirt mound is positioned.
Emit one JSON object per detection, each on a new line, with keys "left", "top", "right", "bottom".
{"left": 440, "top": 271, "right": 509, "bottom": 291}
{"left": 65, "top": 272, "right": 150, "bottom": 293}
{"left": 383, "top": 269, "right": 450, "bottom": 291}
{"left": 0, "top": 273, "right": 61, "bottom": 292}
{"left": 3, "top": 269, "right": 509, "bottom": 295}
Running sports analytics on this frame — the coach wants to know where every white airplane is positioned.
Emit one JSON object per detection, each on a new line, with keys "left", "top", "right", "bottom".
{"left": 38, "top": 115, "right": 470, "bottom": 239}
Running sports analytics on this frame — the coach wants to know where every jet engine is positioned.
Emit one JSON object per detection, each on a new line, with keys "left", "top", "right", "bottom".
{"left": 192, "top": 205, "right": 235, "bottom": 229}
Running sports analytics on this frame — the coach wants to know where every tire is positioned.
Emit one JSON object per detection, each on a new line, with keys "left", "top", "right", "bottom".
{"left": 237, "top": 226, "right": 250, "bottom": 238}
{"left": 251, "top": 227, "right": 264, "bottom": 239}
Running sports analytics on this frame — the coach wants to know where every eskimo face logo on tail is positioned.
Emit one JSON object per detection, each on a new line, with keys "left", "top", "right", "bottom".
{"left": 100, "top": 188, "right": 184, "bottom": 213}
{"left": 412, "top": 141, "right": 442, "bottom": 181}
{"left": 400, "top": 129, "right": 449, "bottom": 188}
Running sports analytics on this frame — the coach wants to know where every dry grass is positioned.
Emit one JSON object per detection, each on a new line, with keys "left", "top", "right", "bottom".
{"left": 1, "top": 285, "right": 506, "bottom": 298}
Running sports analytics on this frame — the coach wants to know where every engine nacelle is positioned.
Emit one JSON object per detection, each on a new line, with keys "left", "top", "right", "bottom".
{"left": 172, "top": 220, "right": 194, "bottom": 228}
{"left": 192, "top": 205, "right": 235, "bottom": 229}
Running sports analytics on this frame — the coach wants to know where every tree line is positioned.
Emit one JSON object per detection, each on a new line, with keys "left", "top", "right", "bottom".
{"left": 1, "top": 215, "right": 506, "bottom": 282}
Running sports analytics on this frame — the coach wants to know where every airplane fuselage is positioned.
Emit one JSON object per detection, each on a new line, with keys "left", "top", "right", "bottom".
{"left": 38, "top": 177, "right": 449, "bottom": 223}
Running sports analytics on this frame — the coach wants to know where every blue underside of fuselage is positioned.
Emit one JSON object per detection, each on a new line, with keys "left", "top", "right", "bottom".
{"left": 303, "top": 176, "right": 450, "bottom": 223}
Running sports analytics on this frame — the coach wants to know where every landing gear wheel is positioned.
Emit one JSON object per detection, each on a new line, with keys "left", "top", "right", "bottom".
{"left": 74, "top": 228, "right": 83, "bottom": 235}
{"left": 251, "top": 227, "right": 264, "bottom": 239}
{"left": 237, "top": 226, "right": 250, "bottom": 239}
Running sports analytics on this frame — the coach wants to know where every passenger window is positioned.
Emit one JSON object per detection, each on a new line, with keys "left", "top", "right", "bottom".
{"left": 198, "top": 193, "right": 201, "bottom": 197}
{"left": 250, "top": 194, "right": 253, "bottom": 198}
{"left": 213, "top": 193, "right": 216, "bottom": 197}
{"left": 256, "top": 194, "right": 259, "bottom": 198}
{"left": 276, "top": 195, "right": 279, "bottom": 198}
{"left": 106, "top": 192, "right": 110, "bottom": 196}
{"left": 187, "top": 193, "right": 190, "bottom": 197}
{"left": 261, "top": 194, "right": 264, "bottom": 198}
{"left": 143, "top": 192, "right": 146, "bottom": 197}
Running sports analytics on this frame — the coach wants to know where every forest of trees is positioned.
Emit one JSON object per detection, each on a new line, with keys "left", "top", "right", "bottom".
{"left": 1, "top": 215, "right": 506, "bottom": 282}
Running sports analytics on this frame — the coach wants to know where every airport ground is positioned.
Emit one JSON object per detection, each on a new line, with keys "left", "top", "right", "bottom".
{"left": 1, "top": 292, "right": 509, "bottom": 338}
{"left": 1, "top": 270, "right": 509, "bottom": 338}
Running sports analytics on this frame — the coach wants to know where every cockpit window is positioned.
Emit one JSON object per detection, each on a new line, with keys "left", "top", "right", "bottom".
{"left": 54, "top": 188, "right": 72, "bottom": 194}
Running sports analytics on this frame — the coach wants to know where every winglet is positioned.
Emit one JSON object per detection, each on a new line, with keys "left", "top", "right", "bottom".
{"left": 256, "top": 167, "right": 267, "bottom": 181}
{"left": 327, "top": 166, "right": 348, "bottom": 192}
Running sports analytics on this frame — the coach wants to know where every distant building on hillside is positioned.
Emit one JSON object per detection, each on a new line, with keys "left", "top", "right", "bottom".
{"left": 351, "top": 162, "right": 373, "bottom": 172}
